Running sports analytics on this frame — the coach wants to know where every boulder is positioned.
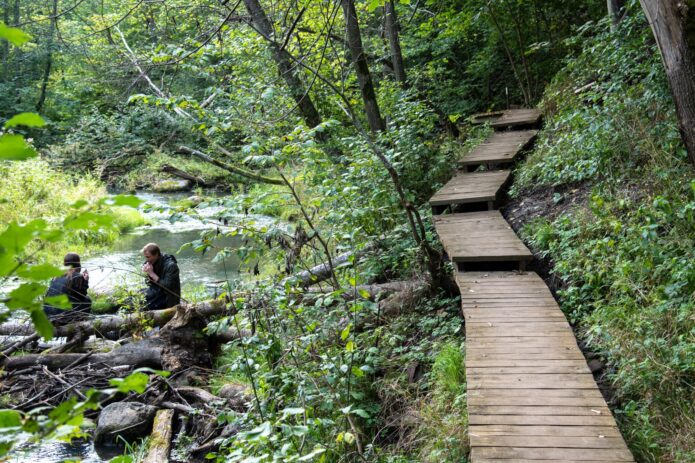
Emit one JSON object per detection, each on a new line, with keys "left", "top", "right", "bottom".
{"left": 152, "top": 179, "right": 192, "bottom": 192}
{"left": 95, "top": 402, "right": 158, "bottom": 445}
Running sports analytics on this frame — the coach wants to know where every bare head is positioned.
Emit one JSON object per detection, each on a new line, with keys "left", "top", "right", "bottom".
{"left": 63, "top": 252, "right": 81, "bottom": 271}
{"left": 141, "top": 243, "right": 161, "bottom": 264}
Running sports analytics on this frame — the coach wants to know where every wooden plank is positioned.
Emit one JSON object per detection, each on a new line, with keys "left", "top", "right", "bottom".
{"left": 467, "top": 365, "right": 589, "bottom": 374}
{"left": 466, "top": 359, "right": 590, "bottom": 368}
{"left": 468, "top": 405, "right": 613, "bottom": 416}
{"left": 469, "top": 415, "right": 619, "bottom": 427}
{"left": 467, "top": 388, "right": 604, "bottom": 399}
{"left": 468, "top": 376, "right": 597, "bottom": 390}
{"left": 465, "top": 351, "right": 587, "bottom": 360}
{"left": 471, "top": 446, "right": 633, "bottom": 461}
{"left": 429, "top": 170, "right": 511, "bottom": 207}
{"left": 490, "top": 109, "right": 542, "bottom": 128}
{"left": 468, "top": 396, "right": 605, "bottom": 407}
{"left": 469, "top": 425, "right": 621, "bottom": 438}
{"left": 471, "top": 435, "right": 629, "bottom": 450}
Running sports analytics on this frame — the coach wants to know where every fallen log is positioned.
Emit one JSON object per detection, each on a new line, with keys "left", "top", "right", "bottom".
{"left": 143, "top": 409, "right": 175, "bottom": 463}
{"left": 161, "top": 164, "right": 210, "bottom": 187}
{"left": 4, "top": 339, "right": 163, "bottom": 371}
{"left": 0, "top": 300, "right": 228, "bottom": 337}
{"left": 281, "top": 242, "right": 378, "bottom": 287}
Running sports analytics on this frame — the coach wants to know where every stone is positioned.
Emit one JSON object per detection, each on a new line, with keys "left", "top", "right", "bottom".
{"left": 95, "top": 402, "right": 158, "bottom": 445}
{"left": 152, "top": 179, "right": 192, "bottom": 192}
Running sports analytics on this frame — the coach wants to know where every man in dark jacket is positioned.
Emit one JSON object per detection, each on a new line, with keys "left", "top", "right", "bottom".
{"left": 141, "top": 243, "right": 181, "bottom": 310}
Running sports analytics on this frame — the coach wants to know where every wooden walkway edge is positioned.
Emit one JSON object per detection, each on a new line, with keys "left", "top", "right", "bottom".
{"left": 429, "top": 109, "right": 635, "bottom": 462}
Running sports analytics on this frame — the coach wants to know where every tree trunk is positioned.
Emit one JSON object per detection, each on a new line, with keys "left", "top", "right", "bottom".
{"left": 640, "top": 0, "right": 695, "bottom": 167}
{"left": 607, "top": 0, "right": 626, "bottom": 31}
{"left": 242, "top": 0, "right": 322, "bottom": 128}
{"left": 36, "top": 0, "right": 57, "bottom": 112}
{"left": 2, "top": 0, "right": 9, "bottom": 81}
{"left": 3, "top": 339, "right": 164, "bottom": 370}
{"left": 341, "top": 0, "right": 386, "bottom": 132}
{"left": 384, "top": 0, "right": 406, "bottom": 85}
{"left": 143, "top": 409, "right": 175, "bottom": 463}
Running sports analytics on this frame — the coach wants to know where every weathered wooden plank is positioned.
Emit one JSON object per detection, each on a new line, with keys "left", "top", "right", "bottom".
{"left": 469, "top": 415, "right": 619, "bottom": 427}
{"left": 468, "top": 396, "right": 605, "bottom": 407}
{"left": 469, "top": 405, "right": 613, "bottom": 416}
{"left": 469, "top": 425, "right": 621, "bottom": 438}
{"left": 468, "top": 375, "right": 597, "bottom": 389}
{"left": 466, "top": 359, "right": 590, "bottom": 368}
{"left": 467, "top": 388, "right": 604, "bottom": 398}
{"left": 467, "top": 365, "right": 589, "bottom": 374}
{"left": 429, "top": 170, "right": 511, "bottom": 207}
{"left": 466, "top": 351, "right": 587, "bottom": 360}
{"left": 471, "top": 446, "right": 633, "bottom": 461}
{"left": 471, "top": 435, "right": 629, "bottom": 450}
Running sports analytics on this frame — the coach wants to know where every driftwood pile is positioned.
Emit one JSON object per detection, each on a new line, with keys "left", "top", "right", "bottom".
{"left": 0, "top": 275, "right": 425, "bottom": 461}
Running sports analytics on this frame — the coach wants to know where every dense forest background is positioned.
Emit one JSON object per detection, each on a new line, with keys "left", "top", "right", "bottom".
{"left": 0, "top": 0, "right": 693, "bottom": 462}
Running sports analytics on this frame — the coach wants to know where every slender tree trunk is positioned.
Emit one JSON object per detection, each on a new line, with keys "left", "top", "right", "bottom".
{"left": 2, "top": 0, "right": 9, "bottom": 81}
{"left": 12, "top": 0, "right": 17, "bottom": 25}
{"left": 487, "top": 3, "right": 530, "bottom": 105}
{"left": 341, "top": 0, "right": 385, "bottom": 132}
{"left": 384, "top": 0, "right": 406, "bottom": 85}
{"left": 640, "top": 0, "right": 695, "bottom": 167}
{"left": 607, "top": 0, "right": 626, "bottom": 31}
{"left": 243, "top": 0, "right": 322, "bottom": 128}
{"left": 36, "top": 0, "right": 57, "bottom": 112}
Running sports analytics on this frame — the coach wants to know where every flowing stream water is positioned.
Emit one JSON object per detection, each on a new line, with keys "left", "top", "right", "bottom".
{"left": 6, "top": 190, "right": 270, "bottom": 462}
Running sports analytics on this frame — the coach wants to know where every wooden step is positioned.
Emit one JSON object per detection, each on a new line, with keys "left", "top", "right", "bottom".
{"left": 433, "top": 212, "right": 532, "bottom": 269}
{"left": 470, "top": 108, "right": 542, "bottom": 129}
{"left": 460, "top": 129, "right": 537, "bottom": 170}
{"left": 429, "top": 170, "right": 511, "bottom": 213}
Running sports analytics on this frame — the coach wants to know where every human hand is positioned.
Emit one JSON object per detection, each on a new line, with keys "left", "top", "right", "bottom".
{"left": 142, "top": 262, "right": 153, "bottom": 274}
{"left": 82, "top": 269, "right": 89, "bottom": 281}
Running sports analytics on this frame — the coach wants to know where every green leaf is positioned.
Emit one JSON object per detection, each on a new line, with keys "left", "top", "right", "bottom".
{"left": 358, "top": 288, "right": 370, "bottom": 299}
{"left": 101, "top": 195, "right": 143, "bottom": 208}
{"left": 110, "top": 456, "right": 134, "bottom": 463}
{"left": 5, "top": 283, "right": 45, "bottom": 309}
{"left": 281, "top": 407, "right": 305, "bottom": 416}
{"left": 16, "top": 264, "right": 64, "bottom": 281}
{"left": 340, "top": 324, "right": 351, "bottom": 341}
{"left": 109, "top": 372, "right": 149, "bottom": 394}
{"left": 351, "top": 366, "right": 364, "bottom": 377}
{"left": 31, "top": 308, "right": 54, "bottom": 340}
{"left": 0, "top": 410, "right": 21, "bottom": 428}
{"left": 366, "top": 0, "right": 382, "bottom": 12}
{"left": 0, "top": 134, "right": 37, "bottom": 160}
{"left": 352, "top": 408, "right": 370, "bottom": 419}
{"left": 345, "top": 341, "right": 355, "bottom": 352}
{"left": 0, "top": 22, "right": 31, "bottom": 46}
{"left": 4, "top": 113, "right": 45, "bottom": 129}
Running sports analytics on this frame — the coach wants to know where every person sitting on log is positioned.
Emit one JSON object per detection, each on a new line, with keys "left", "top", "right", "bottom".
{"left": 43, "top": 252, "right": 92, "bottom": 323}
{"left": 141, "top": 242, "right": 181, "bottom": 311}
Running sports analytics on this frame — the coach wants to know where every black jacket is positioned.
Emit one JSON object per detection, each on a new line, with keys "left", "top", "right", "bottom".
{"left": 43, "top": 272, "right": 92, "bottom": 319}
{"left": 145, "top": 254, "right": 181, "bottom": 310}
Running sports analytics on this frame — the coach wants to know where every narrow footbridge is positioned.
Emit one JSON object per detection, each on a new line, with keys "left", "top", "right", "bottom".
{"left": 430, "top": 109, "right": 635, "bottom": 462}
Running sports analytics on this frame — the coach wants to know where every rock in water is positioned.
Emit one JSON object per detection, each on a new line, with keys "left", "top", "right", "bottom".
{"left": 95, "top": 402, "right": 158, "bottom": 445}
{"left": 152, "top": 179, "right": 192, "bottom": 192}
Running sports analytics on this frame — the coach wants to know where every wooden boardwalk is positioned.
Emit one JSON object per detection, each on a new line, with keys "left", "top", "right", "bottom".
{"left": 433, "top": 211, "right": 532, "bottom": 269}
{"left": 429, "top": 170, "right": 511, "bottom": 212}
{"left": 429, "top": 108, "right": 635, "bottom": 462}
{"left": 460, "top": 272, "right": 634, "bottom": 462}
{"left": 470, "top": 108, "right": 542, "bottom": 129}
{"left": 460, "top": 130, "right": 537, "bottom": 170}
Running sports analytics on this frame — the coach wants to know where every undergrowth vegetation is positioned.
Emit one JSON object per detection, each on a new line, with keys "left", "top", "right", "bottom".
{"left": 0, "top": 159, "right": 146, "bottom": 262}
{"left": 512, "top": 7, "right": 695, "bottom": 462}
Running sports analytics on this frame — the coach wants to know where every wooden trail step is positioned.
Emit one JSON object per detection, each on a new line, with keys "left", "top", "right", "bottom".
{"left": 430, "top": 170, "right": 511, "bottom": 213}
{"left": 460, "top": 129, "right": 537, "bottom": 170}
{"left": 459, "top": 272, "right": 634, "bottom": 462}
{"left": 433, "top": 211, "right": 532, "bottom": 270}
{"left": 470, "top": 108, "right": 542, "bottom": 129}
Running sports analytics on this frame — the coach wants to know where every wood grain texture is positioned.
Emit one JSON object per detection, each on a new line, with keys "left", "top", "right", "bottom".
{"left": 430, "top": 170, "right": 511, "bottom": 207}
